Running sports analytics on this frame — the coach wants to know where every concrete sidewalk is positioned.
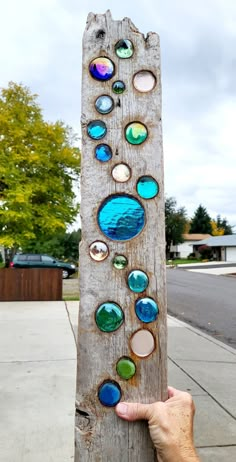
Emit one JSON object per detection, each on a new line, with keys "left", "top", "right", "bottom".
{"left": 0, "top": 301, "right": 235, "bottom": 461}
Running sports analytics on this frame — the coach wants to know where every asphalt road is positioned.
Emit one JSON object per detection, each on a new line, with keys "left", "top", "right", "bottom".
{"left": 167, "top": 269, "right": 236, "bottom": 348}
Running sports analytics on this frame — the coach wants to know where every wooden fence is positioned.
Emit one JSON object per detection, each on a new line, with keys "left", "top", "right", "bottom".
{"left": 0, "top": 268, "right": 62, "bottom": 301}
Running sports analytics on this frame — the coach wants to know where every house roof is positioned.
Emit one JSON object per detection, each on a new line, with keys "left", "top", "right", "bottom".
{"left": 183, "top": 234, "right": 211, "bottom": 241}
{"left": 192, "top": 235, "right": 236, "bottom": 247}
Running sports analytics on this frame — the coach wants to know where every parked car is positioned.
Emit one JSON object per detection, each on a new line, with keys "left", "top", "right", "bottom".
{"left": 10, "top": 254, "right": 76, "bottom": 279}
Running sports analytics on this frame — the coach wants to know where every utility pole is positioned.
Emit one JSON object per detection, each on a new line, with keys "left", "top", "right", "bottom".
{"left": 75, "top": 10, "right": 167, "bottom": 461}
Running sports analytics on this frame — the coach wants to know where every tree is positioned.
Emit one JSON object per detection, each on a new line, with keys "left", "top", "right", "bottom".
{"left": 0, "top": 82, "right": 80, "bottom": 258}
{"left": 165, "top": 197, "right": 187, "bottom": 258}
{"left": 211, "top": 220, "right": 224, "bottom": 236}
{"left": 215, "top": 215, "right": 233, "bottom": 235}
{"left": 189, "top": 205, "right": 212, "bottom": 234}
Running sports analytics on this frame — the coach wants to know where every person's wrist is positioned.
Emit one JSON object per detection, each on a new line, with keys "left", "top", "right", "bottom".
{"left": 156, "top": 444, "right": 199, "bottom": 462}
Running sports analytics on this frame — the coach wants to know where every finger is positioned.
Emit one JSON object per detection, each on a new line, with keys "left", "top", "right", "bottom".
{"left": 168, "top": 386, "right": 182, "bottom": 398}
{"left": 115, "top": 402, "right": 153, "bottom": 422}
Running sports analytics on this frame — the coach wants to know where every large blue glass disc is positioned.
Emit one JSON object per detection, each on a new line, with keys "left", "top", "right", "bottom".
{"left": 135, "top": 297, "right": 159, "bottom": 323}
{"left": 95, "top": 144, "right": 112, "bottom": 162}
{"left": 98, "top": 381, "right": 121, "bottom": 407}
{"left": 87, "top": 121, "right": 107, "bottom": 140}
{"left": 128, "top": 270, "right": 149, "bottom": 293}
{"left": 137, "top": 176, "right": 159, "bottom": 199}
{"left": 98, "top": 194, "right": 145, "bottom": 241}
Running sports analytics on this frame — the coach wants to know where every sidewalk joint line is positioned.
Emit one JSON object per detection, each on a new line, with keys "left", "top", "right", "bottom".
{"left": 0, "top": 358, "right": 76, "bottom": 364}
{"left": 196, "top": 444, "right": 236, "bottom": 448}
{"left": 168, "top": 356, "right": 236, "bottom": 421}
{"left": 64, "top": 301, "right": 77, "bottom": 347}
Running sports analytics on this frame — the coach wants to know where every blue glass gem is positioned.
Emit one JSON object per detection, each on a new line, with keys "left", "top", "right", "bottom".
{"left": 128, "top": 270, "right": 149, "bottom": 293}
{"left": 135, "top": 297, "right": 159, "bottom": 323}
{"left": 95, "top": 144, "right": 112, "bottom": 162}
{"left": 98, "top": 380, "right": 121, "bottom": 407}
{"left": 98, "top": 194, "right": 145, "bottom": 241}
{"left": 95, "top": 95, "right": 114, "bottom": 115}
{"left": 137, "top": 176, "right": 159, "bottom": 199}
{"left": 87, "top": 120, "right": 107, "bottom": 140}
{"left": 95, "top": 302, "right": 124, "bottom": 332}
{"left": 89, "top": 57, "right": 115, "bottom": 81}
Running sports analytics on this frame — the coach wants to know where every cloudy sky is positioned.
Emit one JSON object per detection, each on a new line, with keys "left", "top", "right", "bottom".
{"left": 1, "top": 0, "right": 236, "bottom": 227}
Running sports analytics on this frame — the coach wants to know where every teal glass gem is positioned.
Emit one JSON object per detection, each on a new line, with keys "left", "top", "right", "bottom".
{"left": 112, "top": 80, "right": 126, "bottom": 94}
{"left": 116, "top": 357, "right": 136, "bottom": 380}
{"left": 87, "top": 120, "right": 107, "bottom": 140}
{"left": 89, "top": 57, "right": 115, "bottom": 81}
{"left": 98, "top": 194, "right": 145, "bottom": 241}
{"left": 113, "top": 255, "right": 128, "bottom": 270}
{"left": 137, "top": 176, "right": 159, "bottom": 199}
{"left": 95, "top": 302, "right": 124, "bottom": 332}
{"left": 128, "top": 270, "right": 149, "bottom": 293}
{"left": 98, "top": 380, "right": 121, "bottom": 407}
{"left": 95, "top": 95, "right": 114, "bottom": 115}
{"left": 95, "top": 144, "right": 112, "bottom": 162}
{"left": 125, "top": 122, "right": 148, "bottom": 145}
{"left": 115, "top": 39, "right": 134, "bottom": 58}
{"left": 135, "top": 297, "right": 159, "bottom": 323}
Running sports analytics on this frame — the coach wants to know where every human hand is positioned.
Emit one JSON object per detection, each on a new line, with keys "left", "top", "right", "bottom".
{"left": 115, "top": 386, "right": 200, "bottom": 462}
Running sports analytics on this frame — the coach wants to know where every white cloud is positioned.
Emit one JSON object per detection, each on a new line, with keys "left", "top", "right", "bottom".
{"left": 0, "top": 0, "right": 236, "bottom": 227}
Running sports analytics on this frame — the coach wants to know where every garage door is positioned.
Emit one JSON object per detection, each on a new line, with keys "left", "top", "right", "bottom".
{"left": 226, "top": 247, "right": 236, "bottom": 262}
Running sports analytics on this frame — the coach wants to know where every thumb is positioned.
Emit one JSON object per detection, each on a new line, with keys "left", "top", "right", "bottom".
{"left": 115, "top": 402, "right": 153, "bottom": 422}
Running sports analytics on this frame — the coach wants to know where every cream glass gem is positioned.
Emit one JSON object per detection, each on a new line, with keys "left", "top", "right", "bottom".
{"left": 89, "top": 241, "right": 109, "bottom": 261}
{"left": 133, "top": 71, "right": 156, "bottom": 93}
{"left": 112, "top": 163, "right": 131, "bottom": 182}
{"left": 130, "top": 329, "right": 155, "bottom": 357}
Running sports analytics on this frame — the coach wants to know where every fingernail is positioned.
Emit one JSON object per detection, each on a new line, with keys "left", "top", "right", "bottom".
{"left": 116, "top": 403, "right": 128, "bottom": 415}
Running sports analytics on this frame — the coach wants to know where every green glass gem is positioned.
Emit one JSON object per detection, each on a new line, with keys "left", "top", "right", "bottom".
{"left": 116, "top": 357, "right": 136, "bottom": 380}
{"left": 125, "top": 122, "right": 148, "bottom": 145}
{"left": 113, "top": 255, "right": 128, "bottom": 270}
{"left": 95, "top": 302, "right": 124, "bottom": 332}
{"left": 112, "top": 80, "right": 126, "bottom": 94}
{"left": 115, "top": 39, "right": 134, "bottom": 58}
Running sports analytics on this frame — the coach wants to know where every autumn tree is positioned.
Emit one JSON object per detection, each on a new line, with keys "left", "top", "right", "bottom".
{"left": 214, "top": 215, "right": 233, "bottom": 235}
{"left": 165, "top": 197, "right": 187, "bottom": 258}
{"left": 0, "top": 82, "right": 80, "bottom": 259}
{"left": 189, "top": 205, "right": 211, "bottom": 234}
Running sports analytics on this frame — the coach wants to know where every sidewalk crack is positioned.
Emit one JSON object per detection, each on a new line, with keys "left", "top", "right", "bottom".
{"left": 64, "top": 301, "right": 77, "bottom": 347}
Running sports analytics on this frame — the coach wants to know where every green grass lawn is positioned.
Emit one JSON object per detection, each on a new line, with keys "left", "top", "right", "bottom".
{"left": 166, "top": 258, "right": 201, "bottom": 265}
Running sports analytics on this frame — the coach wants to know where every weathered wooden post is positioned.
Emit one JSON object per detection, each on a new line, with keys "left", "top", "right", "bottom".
{"left": 75, "top": 10, "right": 167, "bottom": 461}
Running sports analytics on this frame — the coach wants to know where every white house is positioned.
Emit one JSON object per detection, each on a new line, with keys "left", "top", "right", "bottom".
{"left": 170, "top": 234, "right": 211, "bottom": 259}
{"left": 192, "top": 235, "right": 236, "bottom": 262}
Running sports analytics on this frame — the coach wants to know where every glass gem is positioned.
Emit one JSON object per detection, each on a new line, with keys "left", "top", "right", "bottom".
{"left": 115, "top": 39, "right": 134, "bottom": 59}
{"left": 112, "top": 80, "right": 126, "bottom": 94}
{"left": 116, "top": 357, "right": 136, "bottom": 380}
{"left": 95, "top": 144, "right": 112, "bottom": 162}
{"left": 89, "top": 241, "right": 109, "bottom": 261}
{"left": 137, "top": 176, "right": 159, "bottom": 199}
{"left": 133, "top": 71, "right": 156, "bottom": 93}
{"left": 135, "top": 297, "right": 159, "bottom": 323}
{"left": 112, "top": 163, "right": 131, "bottom": 182}
{"left": 128, "top": 270, "right": 149, "bottom": 293}
{"left": 113, "top": 255, "right": 128, "bottom": 270}
{"left": 98, "top": 380, "right": 121, "bottom": 407}
{"left": 87, "top": 120, "right": 107, "bottom": 140}
{"left": 89, "top": 57, "right": 115, "bottom": 81}
{"left": 95, "top": 95, "right": 114, "bottom": 115}
{"left": 125, "top": 122, "right": 148, "bottom": 145}
{"left": 98, "top": 194, "right": 145, "bottom": 241}
{"left": 95, "top": 302, "right": 124, "bottom": 332}
{"left": 130, "top": 329, "right": 155, "bottom": 358}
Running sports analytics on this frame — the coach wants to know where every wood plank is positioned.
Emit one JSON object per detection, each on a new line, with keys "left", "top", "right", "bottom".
{"left": 76, "top": 10, "right": 167, "bottom": 461}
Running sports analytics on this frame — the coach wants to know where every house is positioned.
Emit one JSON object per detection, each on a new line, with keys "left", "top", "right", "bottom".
{"left": 192, "top": 235, "right": 236, "bottom": 262}
{"left": 170, "top": 234, "right": 211, "bottom": 259}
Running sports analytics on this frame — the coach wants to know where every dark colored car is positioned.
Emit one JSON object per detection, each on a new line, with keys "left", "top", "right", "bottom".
{"left": 10, "top": 254, "right": 76, "bottom": 279}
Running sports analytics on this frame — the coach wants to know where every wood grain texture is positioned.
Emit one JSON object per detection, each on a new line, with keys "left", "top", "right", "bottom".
{"left": 76, "top": 10, "right": 167, "bottom": 461}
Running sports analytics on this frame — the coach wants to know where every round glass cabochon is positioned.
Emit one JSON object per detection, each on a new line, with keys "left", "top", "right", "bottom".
{"left": 89, "top": 57, "right": 115, "bottom": 81}
{"left": 125, "top": 122, "right": 148, "bottom": 145}
{"left": 97, "top": 194, "right": 145, "bottom": 241}
{"left": 130, "top": 329, "right": 155, "bottom": 358}
{"left": 112, "top": 163, "right": 131, "bottom": 182}
{"left": 95, "top": 95, "right": 114, "bottom": 115}
{"left": 135, "top": 297, "right": 159, "bottom": 323}
{"left": 116, "top": 357, "right": 136, "bottom": 380}
{"left": 113, "top": 255, "right": 128, "bottom": 270}
{"left": 95, "top": 144, "right": 112, "bottom": 162}
{"left": 87, "top": 120, "right": 107, "bottom": 140}
{"left": 112, "top": 80, "right": 126, "bottom": 94}
{"left": 115, "top": 39, "right": 134, "bottom": 58}
{"left": 89, "top": 241, "right": 109, "bottom": 261}
{"left": 98, "top": 381, "right": 121, "bottom": 407}
{"left": 133, "top": 71, "right": 156, "bottom": 92}
{"left": 95, "top": 302, "right": 124, "bottom": 332}
{"left": 137, "top": 176, "right": 159, "bottom": 199}
{"left": 127, "top": 270, "right": 149, "bottom": 293}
